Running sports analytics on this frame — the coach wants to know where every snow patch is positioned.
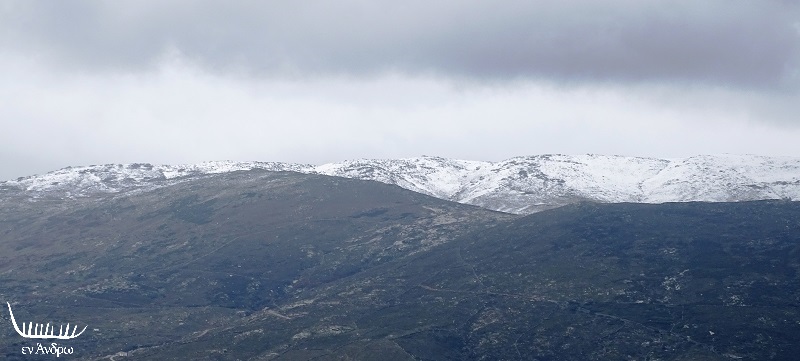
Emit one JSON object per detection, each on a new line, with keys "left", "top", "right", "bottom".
{"left": 3, "top": 154, "right": 799, "bottom": 214}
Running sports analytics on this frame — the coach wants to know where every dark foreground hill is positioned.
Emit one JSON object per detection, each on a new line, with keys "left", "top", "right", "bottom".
{"left": 1, "top": 171, "right": 798, "bottom": 360}
{"left": 0, "top": 170, "right": 509, "bottom": 359}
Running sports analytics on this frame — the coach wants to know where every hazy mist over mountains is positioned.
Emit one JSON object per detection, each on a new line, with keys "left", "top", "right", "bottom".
{"left": 2, "top": 1, "right": 800, "bottom": 360}
{"left": 2, "top": 2, "right": 800, "bottom": 180}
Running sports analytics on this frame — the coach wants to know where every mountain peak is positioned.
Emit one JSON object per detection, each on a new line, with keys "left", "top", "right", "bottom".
{"left": 2, "top": 154, "right": 798, "bottom": 213}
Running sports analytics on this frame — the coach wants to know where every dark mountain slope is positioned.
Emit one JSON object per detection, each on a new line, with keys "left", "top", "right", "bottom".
{"left": 0, "top": 170, "right": 511, "bottom": 359}
{"left": 131, "top": 201, "right": 800, "bottom": 360}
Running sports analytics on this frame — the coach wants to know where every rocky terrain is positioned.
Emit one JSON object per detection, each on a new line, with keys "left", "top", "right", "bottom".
{"left": 0, "top": 156, "right": 800, "bottom": 361}
{"left": 3, "top": 154, "right": 799, "bottom": 214}
{"left": 0, "top": 171, "right": 510, "bottom": 360}
{"left": 146, "top": 200, "right": 800, "bottom": 360}
{"left": 0, "top": 167, "right": 798, "bottom": 359}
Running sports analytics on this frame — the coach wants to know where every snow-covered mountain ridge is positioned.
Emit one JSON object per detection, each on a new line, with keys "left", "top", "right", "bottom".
{"left": 2, "top": 154, "right": 799, "bottom": 214}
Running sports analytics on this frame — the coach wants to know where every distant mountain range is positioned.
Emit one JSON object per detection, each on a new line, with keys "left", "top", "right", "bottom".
{"left": 3, "top": 154, "right": 799, "bottom": 213}
{"left": 2, "top": 155, "right": 799, "bottom": 359}
{"left": 1, "top": 167, "right": 798, "bottom": 359}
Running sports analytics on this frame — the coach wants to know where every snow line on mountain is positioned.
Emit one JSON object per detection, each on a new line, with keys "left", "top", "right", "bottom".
{"left": 2, "top": 154, "right": 798, "bottom": 214}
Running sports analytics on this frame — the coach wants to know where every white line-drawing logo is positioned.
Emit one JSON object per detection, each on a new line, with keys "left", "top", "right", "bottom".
{"left": 7, "top": 302, "right": 87, "bottom": 339}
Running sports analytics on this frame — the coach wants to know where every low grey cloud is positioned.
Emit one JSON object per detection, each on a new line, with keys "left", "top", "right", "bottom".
{"left": 2, "top": 55, "right": 799, "bottom": 181}
{"left": 3, "top": 0, "right": 798, "bottom": 89}
{"left": 2, "top": 1, "right": 799, "bottom": 181}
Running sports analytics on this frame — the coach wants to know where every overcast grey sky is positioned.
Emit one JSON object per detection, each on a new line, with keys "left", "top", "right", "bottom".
{"left": 1, "top": 0, "right": 799, "bottom": 180}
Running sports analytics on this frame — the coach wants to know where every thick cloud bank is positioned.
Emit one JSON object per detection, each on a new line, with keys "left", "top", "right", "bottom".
{"left": 1, "top": 1, "right": 798, "bottom": 180}
{"left": 2, "top": 1, "right": 798, "bottom": 89}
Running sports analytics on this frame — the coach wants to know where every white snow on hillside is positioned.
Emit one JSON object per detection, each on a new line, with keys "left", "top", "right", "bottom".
{"left": 2, "top": 154, "right": 798, "bottom": 214}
